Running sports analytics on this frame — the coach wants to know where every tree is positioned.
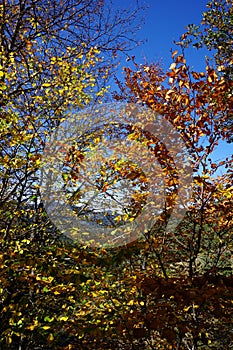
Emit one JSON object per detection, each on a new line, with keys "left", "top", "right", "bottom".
{"left": 0, "top": 0, "right": 144, "bottom": 240}
{"left": 111, "top": 39, "right": 233, "bottom": 347}
{"left": 0, "top": 1, "right": 147, "bottom": 348}
{"left": 176, "top": 0, "right": 233, "bottom": 140}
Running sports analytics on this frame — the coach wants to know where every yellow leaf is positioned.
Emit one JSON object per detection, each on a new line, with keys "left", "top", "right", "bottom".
{"left": 114, "top": 215, "right": 122, "bottom": 222}
{"left": 26, "top": 319, "right": 38, "bottom": 330}
{"left": 183, "top": 305, "right": 191, "bottom": 312}
{"left": 47, "top": 333, "right": 54, "bottom": 342}
{"left": 42, "top": 325, "right": 50, "bottom": 330}
{"left": 47, "top": 276, "right": 54, "bottom": 283}
{"left": 58, "top": 316, "right": 69, "bottom": 321}
{"left": 94, "top": 137, "right": 100, "bottom": 144}
{"left": 27, "top": 325, "right": 36, "bottom": 331}
{"left": 53, "top": 291, "right": 60, "bottom": 295}
{"left": 6, "top": 335, "right": 12, "bottom": 345}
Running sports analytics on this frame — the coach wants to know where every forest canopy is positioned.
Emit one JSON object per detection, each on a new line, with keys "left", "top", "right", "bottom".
{"left": 0, "top": 0, "right": 232, "bottom": 349}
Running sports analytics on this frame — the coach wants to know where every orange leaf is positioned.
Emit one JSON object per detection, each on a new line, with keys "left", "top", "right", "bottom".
{"left": 172, "top": 50, "right": 178, "bottom": 59}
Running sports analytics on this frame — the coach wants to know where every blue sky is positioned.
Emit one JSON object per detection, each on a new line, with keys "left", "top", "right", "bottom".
{"left": 115, "top": 0, "right": 209, "bottom": 74}
{"left": 113, "top": 0, "right": 232, "bottom": 170}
